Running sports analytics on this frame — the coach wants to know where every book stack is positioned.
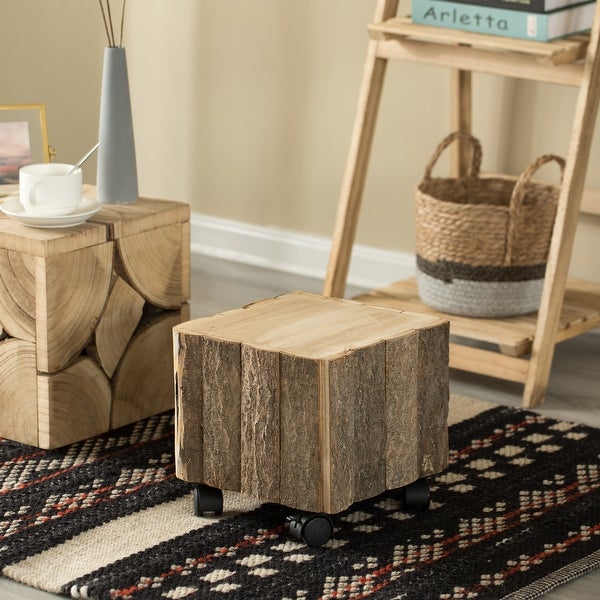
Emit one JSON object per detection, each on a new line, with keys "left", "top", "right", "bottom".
{"left": 411, "top": 0, "right": 597, "bottom": 41}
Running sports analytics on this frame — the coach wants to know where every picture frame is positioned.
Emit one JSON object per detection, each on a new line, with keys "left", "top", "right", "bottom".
{"left": 0, "top": 104, "right": 50, "bottom": 195}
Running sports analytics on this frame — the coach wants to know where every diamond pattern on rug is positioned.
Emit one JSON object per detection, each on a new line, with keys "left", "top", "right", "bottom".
{"left": 1, "top": 404, "right": 600, "bottom": 599}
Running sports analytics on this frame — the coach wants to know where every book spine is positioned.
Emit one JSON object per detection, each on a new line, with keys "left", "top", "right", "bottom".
{"left": 410, "top": 0, "right": 592, "bottom": 41}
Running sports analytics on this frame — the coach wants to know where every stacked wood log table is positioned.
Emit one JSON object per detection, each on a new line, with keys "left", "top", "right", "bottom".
{"left": 174, "top": 291, "right": 449, "bottom": 545}
{"left": 0, "top": 196, "right": 190, "bottom": 448}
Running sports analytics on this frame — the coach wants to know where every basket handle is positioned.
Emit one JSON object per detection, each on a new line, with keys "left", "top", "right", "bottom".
{"left": 422, "top": 131, "right": 482, "bottom": 181}
{"left": 504, "top": 154, "right": 565, "bottom": 266}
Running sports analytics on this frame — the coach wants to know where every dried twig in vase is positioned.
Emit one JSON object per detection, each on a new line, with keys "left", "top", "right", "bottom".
{"left": 98, "top": 0, "right": 127, "bottom": 48}
{"left": 120, "top": 0, "right": 127, "bottom": 48}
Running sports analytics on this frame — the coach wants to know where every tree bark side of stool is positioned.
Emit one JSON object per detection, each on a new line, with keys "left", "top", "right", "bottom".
{"left": 174, "top": 321, "right": 449, "bottom": 515}
{"left": 386, "top": 322, "right": 450, "bottom": 490}
{"left": 199, "top": 336, "right": 242, "bottom": 491}
{"left": 240, "top": 344, "right": 281, "bottom": 502}
{"left": 279, "top": 355, "right": 321, "bottom": 511}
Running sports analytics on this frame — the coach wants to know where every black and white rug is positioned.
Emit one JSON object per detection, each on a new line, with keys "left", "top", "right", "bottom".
{"left": 1, "top": 396, "right": 599, "bottom": 599}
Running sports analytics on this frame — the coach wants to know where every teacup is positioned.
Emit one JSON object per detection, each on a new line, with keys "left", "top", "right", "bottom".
{"left": 19, "top": 163, "right": 83, "bottom": 216}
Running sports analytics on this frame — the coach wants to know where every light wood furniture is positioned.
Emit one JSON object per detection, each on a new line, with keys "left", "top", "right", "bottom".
{"left": 0, "top": 194, "right": 190, "bottom": 448}
{"left": 174, "top": 291, "right": 449, "bottom": 515}
{"left": 324, "top": 0, "right": 600, "bottom": 408}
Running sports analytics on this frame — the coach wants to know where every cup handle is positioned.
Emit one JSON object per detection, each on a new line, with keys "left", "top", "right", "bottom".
{"left": 28, "top": 180, "right": 41, "bottom": 207}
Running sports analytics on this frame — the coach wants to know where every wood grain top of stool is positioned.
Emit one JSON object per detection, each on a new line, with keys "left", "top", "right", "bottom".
{"left": 174, "top": 290, "right": 446, "bottom": 359}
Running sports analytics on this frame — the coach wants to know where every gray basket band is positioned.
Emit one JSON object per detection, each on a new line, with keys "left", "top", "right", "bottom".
{"left": 416, "top": 269, "right": 544, "bottom": 317}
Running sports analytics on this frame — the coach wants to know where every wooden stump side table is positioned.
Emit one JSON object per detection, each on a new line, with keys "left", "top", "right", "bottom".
{"left": 173, "top": 291, "right": 449, "bottom": 528}
{"left": 0, "top": 196, "right": 190, "bottom": 448}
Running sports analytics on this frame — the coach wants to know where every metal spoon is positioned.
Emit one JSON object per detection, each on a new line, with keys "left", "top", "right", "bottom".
{"left": 69, "top": 142, "right": 100, "bottom": 174}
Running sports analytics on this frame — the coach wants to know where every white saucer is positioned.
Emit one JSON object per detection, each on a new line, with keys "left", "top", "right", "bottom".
{"left": 0, "top": 196, "right": 101, "bottom": 228}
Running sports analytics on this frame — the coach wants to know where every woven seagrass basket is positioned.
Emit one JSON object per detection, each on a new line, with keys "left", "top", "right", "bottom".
{"left": 415, "top": 132, "right": 564, "bottom": 318}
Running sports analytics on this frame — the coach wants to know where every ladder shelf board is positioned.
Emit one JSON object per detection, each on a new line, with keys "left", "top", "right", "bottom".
{"left": 369, "top": 18, "right": 589, "bottom": 64}
{"left": 352, "top": 278, "right": 600, "bottom": 356}
{"left": 369, "top": 18, "right": 588, "bottom": 85}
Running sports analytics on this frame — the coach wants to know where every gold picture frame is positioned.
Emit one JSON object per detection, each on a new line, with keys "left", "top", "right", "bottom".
{"left": 0, "top": 104, "right": 50, "bottom": 195}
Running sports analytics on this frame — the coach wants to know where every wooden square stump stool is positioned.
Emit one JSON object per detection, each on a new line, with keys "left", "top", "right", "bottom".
{"left": 174, "top": 291, "right": 449, "bottom": 546}
{"left": 0, "top": 196, "right": 190, "bottom": 448}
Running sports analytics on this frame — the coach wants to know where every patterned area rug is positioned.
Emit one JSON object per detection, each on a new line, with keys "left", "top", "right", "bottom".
{"left": 1, "top": 396, "right": 600, "bottom": 599}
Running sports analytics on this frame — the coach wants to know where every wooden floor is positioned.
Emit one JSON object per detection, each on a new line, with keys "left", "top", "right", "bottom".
{"left": 1, "top": 254, "right": 599, "bottom": 599}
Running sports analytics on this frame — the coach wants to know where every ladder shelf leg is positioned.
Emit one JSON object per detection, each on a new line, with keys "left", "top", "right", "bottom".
{"left": 450, "top": 68, "right": 473, "bottom": 177}
{"left": 523, "top": 11, "right": 600, "bottom": 407}
{"left": 323, "top": 0, "right": 400, "bottom": 299}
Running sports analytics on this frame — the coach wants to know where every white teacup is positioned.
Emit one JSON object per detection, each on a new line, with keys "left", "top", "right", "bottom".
{"left": 19, "top": 163, "right": 83, "bottom": 216}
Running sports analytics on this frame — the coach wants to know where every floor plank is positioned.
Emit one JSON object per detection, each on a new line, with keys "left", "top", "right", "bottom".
{"left": 1, "top": 254, "right": 598, "bottom": 599}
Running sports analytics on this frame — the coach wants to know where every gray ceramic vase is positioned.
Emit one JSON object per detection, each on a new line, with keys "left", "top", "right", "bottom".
{"left": 97, "top": 46, "right": 138, "bottom": 204}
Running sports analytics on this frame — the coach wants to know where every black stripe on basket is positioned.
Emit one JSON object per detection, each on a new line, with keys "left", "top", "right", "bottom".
{"left": 416, "top": 255, "right": 546, "bottom": 283}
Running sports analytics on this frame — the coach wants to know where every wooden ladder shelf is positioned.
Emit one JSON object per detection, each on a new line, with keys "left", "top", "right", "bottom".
{"left": 323, "top": 0, "right": 600, "bottom": 407}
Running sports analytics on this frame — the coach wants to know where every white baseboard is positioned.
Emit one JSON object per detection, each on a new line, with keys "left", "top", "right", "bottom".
{"left": 190, "top": 212, "right": 415, "bottom": 290}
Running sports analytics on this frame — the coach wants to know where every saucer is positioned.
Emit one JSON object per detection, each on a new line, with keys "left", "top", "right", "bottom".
{"left": 0, "top": 196, "right": 101, "bottom": 228}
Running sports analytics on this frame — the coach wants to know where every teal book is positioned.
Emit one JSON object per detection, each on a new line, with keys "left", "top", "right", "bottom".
{"left": 411, "top": 0, "right": 596, "bottom": 41}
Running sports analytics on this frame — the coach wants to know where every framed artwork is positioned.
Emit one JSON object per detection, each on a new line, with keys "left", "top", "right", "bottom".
{"left": 0, "top": 104, "right": 50, "bottom": 194}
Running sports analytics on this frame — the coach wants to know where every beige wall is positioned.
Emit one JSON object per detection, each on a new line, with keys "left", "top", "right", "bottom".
{"left": 1, "top": 1, "right": 104, "bottom": 171}
{"left": 2, "top": 0, "right": 598, "bottom": 281}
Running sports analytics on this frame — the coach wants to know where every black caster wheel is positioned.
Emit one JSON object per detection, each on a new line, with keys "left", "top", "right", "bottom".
{"left": 402, "top": 478, "right": 430, "bottom": 511}
{"left": 286, "top": 513, "right": 333, "bottom": 547}
{"left": 193, "top": 483, "right": 223, "bottom": 516}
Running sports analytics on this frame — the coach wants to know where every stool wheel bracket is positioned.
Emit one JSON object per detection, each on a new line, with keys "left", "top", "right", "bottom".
{"left": 192, "top": 483, "right": 223, "bottom": 517}
{"left": 401, "top": 477, "right": 431, "bottom": 511}
{"left": 189, "top": 478, "right": 429, "bottom": 545}
{"left": 286, "top": 512, "right": 334, "bottom": 547}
